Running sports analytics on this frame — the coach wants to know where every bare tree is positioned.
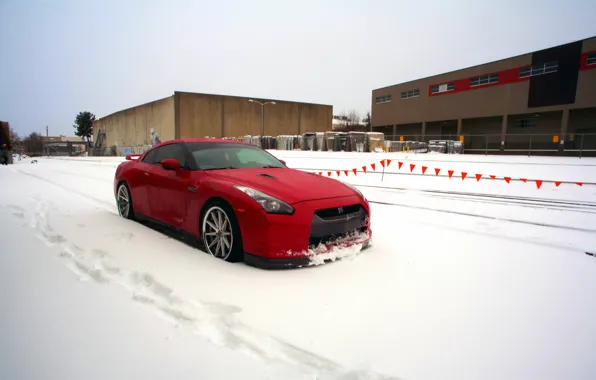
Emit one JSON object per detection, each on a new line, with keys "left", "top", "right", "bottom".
{"left": 23, "top": 132, "right": 43, "bottom": 155}
{"left": 332, "top": 111, "right": 349, "bottom": 130}
{"left": 346, "top": 109, "right": 361, "bottom": 128}
{"left": 363, "top": 111, "right": 371, "bottom": 130}
{"left": 9, "top": 128, "right": 20, "bottom": 146}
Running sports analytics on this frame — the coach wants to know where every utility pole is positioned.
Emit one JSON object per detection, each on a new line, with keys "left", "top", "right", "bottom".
{"left": 248, "top": 99, "right": 276, "bottom": 136}
{"left": 46, "top": 126, "right": 48, "bottom": 137}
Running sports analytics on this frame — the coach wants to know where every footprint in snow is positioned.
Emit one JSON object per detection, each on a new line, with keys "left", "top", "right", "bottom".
{"left": 66, "top": 260, "right": 110, "bottom": 284}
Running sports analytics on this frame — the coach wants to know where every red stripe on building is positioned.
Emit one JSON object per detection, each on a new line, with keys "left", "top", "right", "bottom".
{"left": 429, "top": 66, "right": 531, "bottom": 97}
{"left": 579, "top": 50, "right": 596, "bottom": 71}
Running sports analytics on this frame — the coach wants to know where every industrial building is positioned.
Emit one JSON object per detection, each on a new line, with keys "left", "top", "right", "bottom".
{"left": 371, "top": 36, "right": 596, "bottom": 155}
{"left": 92, "top": 91, "right": 332, "bottom": 155}
{"left": 41, "top": 136, "right": 87, "bottom": 156}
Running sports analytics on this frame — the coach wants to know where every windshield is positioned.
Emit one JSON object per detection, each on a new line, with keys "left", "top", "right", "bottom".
{"left": 185, "top": 142, "right": 285, "bottom": 170}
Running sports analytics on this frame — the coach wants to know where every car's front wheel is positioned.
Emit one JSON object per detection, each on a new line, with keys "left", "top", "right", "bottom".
{"left": 201, "top": 202, "right": 243, "bottom": 262}
{"left": 116, "top": 182, "right": 135, "bottom": 220}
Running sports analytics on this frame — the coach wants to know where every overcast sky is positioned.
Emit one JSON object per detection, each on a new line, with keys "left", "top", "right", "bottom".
{"left": 1, "top": 0, "right": 595, "bottom": 137}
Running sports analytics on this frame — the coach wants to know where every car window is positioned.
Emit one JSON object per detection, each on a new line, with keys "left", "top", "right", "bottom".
{"left": 192, "top": 147, "right": 234, "bottom": 169}
{"left": 185, "top": 142, "right": 283, "bottom": 170}
{"left": 152, "top": 144, "right": 189, "bottom": 168}
{"left": 236, "top": 148, "right": 276, "bottom": 166}
{"left": 142, "top": 149, "right": 157, "bottom": 164}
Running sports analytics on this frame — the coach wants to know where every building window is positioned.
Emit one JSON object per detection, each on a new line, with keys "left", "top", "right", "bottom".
{"left": 470, "top": 73, "right": 499, "bottom": 87}
{"left": 375, "top": 95, "right": 392, "bottom": 104}
{"left": 519, "top": 62, "right": 558, "bottom": 78}
{"left": 588, "top": 53, "right": 596, "bottom": 66}
{"left": 513, "top": 119, "right": 537, "bottom": 129}
{"left": 431, "top": 82, "right": 454, "bottom": 94}
{"left": 400, "top": 89, "right": 419, "bottom": 99}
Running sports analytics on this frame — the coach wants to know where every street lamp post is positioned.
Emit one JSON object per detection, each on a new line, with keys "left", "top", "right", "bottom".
{"left": 248, "top": 99, "right": 276, "bottom": 137}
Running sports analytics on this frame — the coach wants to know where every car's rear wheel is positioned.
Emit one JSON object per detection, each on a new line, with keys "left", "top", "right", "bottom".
{"left": 201, "top": 202, "right": 243, "bottom": 262}
{"left": 116, "top": 182, "right": 135, "bottom": 220}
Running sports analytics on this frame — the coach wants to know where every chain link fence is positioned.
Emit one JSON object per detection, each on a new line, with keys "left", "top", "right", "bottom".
{"left": 380, "top": 133, "right": 596, "bottom": 157}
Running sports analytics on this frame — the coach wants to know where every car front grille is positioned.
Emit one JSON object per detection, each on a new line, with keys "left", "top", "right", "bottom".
{"left": 314, "top": 204, "right": 362, "bottom": 220}
{"left": 308, "top": 204, "right": 368, "bottom": 248}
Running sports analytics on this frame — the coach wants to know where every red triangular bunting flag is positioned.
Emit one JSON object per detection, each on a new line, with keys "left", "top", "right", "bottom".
{"left": 336, "top": 171, "right": 341, "bottom": 176}
{"left": 352, "top": 168, "right": 357, "bottom": 176}
{"left": 398, "top": 162, "right": 403, "bottom": 169}
{"left": 489, "top": 175, "right": 496, "bottom": 180}
{"left": 386, "top": 159, "right": 392, "bottom": 166}
{"left": 576, "top": 182, "right": 583, "bottom": 187}
{"left": 461, "top": 172, "right": 467, "bottom": 180}
{"left": 421, "top": 166, "right": 428, "bottom": 174}
{"left": 380, "top": 160, "right": 385, "bottom": 168}
{"left": 371, "top": 163, "right": 376, "bottom": 171}
{"left": 555, "top": 181, "right": 562, "bottom": 187}
{"left": 435, "top": 168, "right": 441, "bottom": 176}
{"left": 475, "top": 174, "right": 482, "bottom": 181}
{"left": 410, "top": 164, "right": 416, "bottom": 172}
{"left": 318, "top": 172, "right": 322, "bottom": 176}
{"left": 448, "top": 170, "right": 454, "bottom": 178}
{"left": 536, "top": 180, "right": 543, "bottom": 189}
{"left": 327, "top": 172, "right": 332, "bottom": 177}
{"left": 504, "top": 177, "right": 511, "bottom": 184}
{"left": 344, "top": 170, "right": 348, "bottom": 176}
{"left": 520, "top": 178, "right": 527, "bottom": 183}
{"left": 362, "top": 166, "right": 367, "bottom": 174}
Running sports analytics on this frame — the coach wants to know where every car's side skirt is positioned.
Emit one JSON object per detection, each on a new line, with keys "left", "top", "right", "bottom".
{"left": 134, "top": 213, "right": 202, "bottom": 249}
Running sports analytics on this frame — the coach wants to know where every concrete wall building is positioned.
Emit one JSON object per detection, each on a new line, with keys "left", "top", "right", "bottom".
{"left": 93, "top": 91, "right": 332, "bottom": 155}
{"left": 371, "top": 36, "right": 596, "bottom": 155}
{"left": 41, "top": 136, "right": 87, "bottom": 156}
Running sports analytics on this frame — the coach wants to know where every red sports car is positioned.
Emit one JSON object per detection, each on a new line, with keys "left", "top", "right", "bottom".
{"left": 113, "top": 138, "right": 371, "bottom": 268}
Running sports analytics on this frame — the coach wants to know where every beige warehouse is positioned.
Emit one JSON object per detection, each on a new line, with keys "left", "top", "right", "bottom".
{"left": 93, "top": 91, "right": 333, "bottom": 154}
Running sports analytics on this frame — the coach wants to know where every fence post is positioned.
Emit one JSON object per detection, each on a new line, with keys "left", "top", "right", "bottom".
{"left": 485, "top": 135, "right": 488, "bottom": 155}
{"left": 580, "top": 134, "right": 584, "bottom": 159}
{"left": 528, "top": 135, "right": 532, "bottom": 157}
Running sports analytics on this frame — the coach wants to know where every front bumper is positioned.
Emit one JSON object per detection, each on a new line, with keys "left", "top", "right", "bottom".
{"left": 244, "top": 237, "right": 372, "bottom": 269}
{"left": 237, "top": 195, "right": 371, "bottom": 268}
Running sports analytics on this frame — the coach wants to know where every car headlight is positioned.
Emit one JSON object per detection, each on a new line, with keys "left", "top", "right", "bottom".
{"left": 234, "top": 186, "right": 294, "bottom": 215}
{"left": 343, "top": 182, "right": 365, "bottom": 200}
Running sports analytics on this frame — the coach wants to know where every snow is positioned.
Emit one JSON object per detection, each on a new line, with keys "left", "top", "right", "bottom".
{"left": 2, "top": 152, "right": 596, "bottom": 380}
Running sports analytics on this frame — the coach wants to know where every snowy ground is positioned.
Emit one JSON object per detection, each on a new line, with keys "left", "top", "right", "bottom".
{"left": 2, "top": 151, "right": 596, "bottom": 380}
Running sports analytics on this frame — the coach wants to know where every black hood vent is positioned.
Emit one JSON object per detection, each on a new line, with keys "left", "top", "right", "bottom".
{"left": 258, "top": 173, "right": 277, "bottom": 179}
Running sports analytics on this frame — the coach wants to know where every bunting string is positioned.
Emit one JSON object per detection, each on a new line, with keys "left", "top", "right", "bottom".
{"left": 314, "top": 159, "right": 590, "bottom": 189}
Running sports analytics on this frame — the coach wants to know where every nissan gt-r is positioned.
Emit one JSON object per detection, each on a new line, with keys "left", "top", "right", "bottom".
{"left": 113, "top": 138, "right": 371, "bottom": 268}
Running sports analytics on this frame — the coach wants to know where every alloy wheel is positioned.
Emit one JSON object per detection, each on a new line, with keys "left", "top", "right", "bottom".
{"left": 202, "top": 206, "right": 234, "bottom": 260}
{"left": 117, "top": 184, "right": 131, "bottom": 218}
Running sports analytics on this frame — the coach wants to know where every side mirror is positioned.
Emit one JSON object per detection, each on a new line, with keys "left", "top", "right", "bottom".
{"left": 279, "top": 159, "right": 286, "bottom": 166}
{"left": 160, "top": 158, "right": 181, "bottom": 171}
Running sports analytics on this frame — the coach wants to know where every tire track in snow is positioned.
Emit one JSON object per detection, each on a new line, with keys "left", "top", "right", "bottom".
{"left": 368, "top": 199, "right": 596, "bottom": 233}
{"left": 18, "top": 198, "right": 399, "bottom": 380}
{"left": 355, "top": 184, "right": 596, "bottom": 214}
{"left": 13, "top": 168, "right": 117, "bottom": 213}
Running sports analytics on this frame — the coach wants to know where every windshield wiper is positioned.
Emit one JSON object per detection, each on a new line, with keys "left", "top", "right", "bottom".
{"left": 201, "top": 166, "right": 238, "bottom": 171}
{"left": 261, "top": 165, "right": 283, "bottom": 168}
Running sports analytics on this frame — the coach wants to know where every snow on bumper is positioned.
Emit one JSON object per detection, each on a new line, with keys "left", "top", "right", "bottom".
{"left": 243, "top": 229, "right": 372, "bottom": 269}
{"left": 292, "top": 228, "right": 372, "bottom": 266}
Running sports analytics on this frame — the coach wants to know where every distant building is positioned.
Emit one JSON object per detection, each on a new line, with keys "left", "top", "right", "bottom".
{"left": 41, "top": 136, "right": 86, "bottom": 143}
{"left": 92, "top": 91, "right": 333, "bottom": 155}
{"left": 372, "top": 36, "right": 596, "bottom": 155}
{"left": 41, "top": 135, "right": 87, "bottom": 156}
